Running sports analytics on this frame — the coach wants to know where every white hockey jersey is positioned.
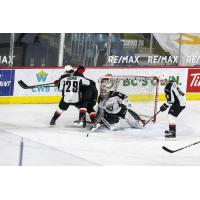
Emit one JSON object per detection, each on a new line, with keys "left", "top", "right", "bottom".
{"left": 164, "top": 81, "right": 186, "bottom": 107}
{"left": 59, "top": 74, "right": 90, "bottom": 103}
{"left": 98, "top": 91, "right": 129, "bottom": 114}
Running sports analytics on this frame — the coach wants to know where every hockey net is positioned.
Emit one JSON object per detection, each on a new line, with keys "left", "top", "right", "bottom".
{"left": 99, "top": 75, "right": 159, "bottom": 122}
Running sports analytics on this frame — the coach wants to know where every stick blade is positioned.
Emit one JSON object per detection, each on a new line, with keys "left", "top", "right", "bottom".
{"left": 162, "top": 146, "right": 175, "bottom": 153}
{"left": 18, "top": 80, "right": 30, "bottom": 89}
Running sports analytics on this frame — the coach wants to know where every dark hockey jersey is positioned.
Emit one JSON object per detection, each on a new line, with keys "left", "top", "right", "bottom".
{"left": 164, "top": 81, "right": 186, "bottom": 106}
{"left": 73, "top": 71, "right": 98, "bottom": 103}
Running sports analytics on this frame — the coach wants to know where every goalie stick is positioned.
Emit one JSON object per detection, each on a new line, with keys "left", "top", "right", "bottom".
{"left": 162, "top": 140, "right": 200, "bottom": 153}
{"left": 18, "top": 80, "right": 55, "bottom": 89}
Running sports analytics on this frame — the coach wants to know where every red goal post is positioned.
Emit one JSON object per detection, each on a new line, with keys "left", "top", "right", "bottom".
{"left": 98, "top": 75, "right": 159, "bottom": 123}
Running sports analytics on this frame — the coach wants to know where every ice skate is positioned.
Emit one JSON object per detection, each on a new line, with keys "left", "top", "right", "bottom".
{"left": 165, "top": 130, "right": 176, "bottom": 139}
{"left": 50, "top": 118, "right": 56, "bottom": 126}
{"left": 90, "top": 123, "right": 101, "bottom": 132}
{"left": 74, "top": 120, "right": 84, "bottom": 127}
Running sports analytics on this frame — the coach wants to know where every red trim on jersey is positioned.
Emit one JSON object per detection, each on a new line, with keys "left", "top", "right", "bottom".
{"left": 77, "top": 68, "right": 85, "bottom": 74}
{"left": 80, "top": 108, "right": 87, "bottom": 113}
{"left": 89, "top": 112, "right": 97, "bottom": 117}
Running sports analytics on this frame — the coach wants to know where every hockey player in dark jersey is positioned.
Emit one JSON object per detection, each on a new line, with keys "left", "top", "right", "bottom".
{"left": 91, "top": 88, "right": 145, "bottom": 132}
{"left": 50, "top": 65, "right": 90, "bottom": 126}
{"left": 159, "top": 75, "right": 186, "bottom": 138}
{"left": 73, "top": 66, "right": 98, "bottom": 126}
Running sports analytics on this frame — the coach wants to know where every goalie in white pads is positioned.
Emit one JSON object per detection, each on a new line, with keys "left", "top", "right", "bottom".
{"left": 91, "top": 90, "right": 145, "bottom": 132}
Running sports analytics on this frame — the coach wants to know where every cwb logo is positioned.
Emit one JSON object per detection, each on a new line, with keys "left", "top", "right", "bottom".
{"left": 32, "top": 70, "right": 50, "bottom": 93}
{"left": 36, "top": 70, "right": 48, "bottom": 82}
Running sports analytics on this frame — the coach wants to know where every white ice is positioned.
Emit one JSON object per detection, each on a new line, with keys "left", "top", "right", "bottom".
{"left": 0, "top": 101, "right": 200, "bottom": 166}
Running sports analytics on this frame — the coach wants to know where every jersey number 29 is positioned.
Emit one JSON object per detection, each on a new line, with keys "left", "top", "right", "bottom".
{"left": 65, "top": 81, "right": 78, "bottom": 93}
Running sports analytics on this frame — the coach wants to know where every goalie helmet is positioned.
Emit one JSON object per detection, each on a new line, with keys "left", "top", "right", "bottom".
{"left": 100, "top": 74, "right": 115, "bottom": 97}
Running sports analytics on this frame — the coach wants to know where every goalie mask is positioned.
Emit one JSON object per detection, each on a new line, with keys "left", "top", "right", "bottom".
{"left": 100, "top": 79, "right": 115, "bottom": 97}
{"left": 100, "top": 74, "right": 117, "bottom": 97}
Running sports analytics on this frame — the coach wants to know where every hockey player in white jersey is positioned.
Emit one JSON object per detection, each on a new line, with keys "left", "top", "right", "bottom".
{"left": 50, "top": 65, "right": 90, "bottom": 126}
{"left": 159, "top": 75, "right": 186, "bottom": 138}
{"left": 91, "top": 89, "right": 145, "bottom": 132}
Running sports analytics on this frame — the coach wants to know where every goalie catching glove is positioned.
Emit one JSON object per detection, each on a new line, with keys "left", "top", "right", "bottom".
{"left": 160, "top": 103, "right": 169, "bottom": 112}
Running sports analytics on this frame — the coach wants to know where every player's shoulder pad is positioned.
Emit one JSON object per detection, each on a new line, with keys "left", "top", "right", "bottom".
{"left": 165, "top": 81, "right": 173, "bottom": 90}
{"left": 89, "top": 80, "right": 96, "bottom": 85}
{"left": 60, "top": 74, "right": 69, "bottom": 80}
{"left": 73, "top": 71, "right": 84, "bottom": 77}
{"left": 171, "top": 81, "right": 177, "bottom": 88}
{"left": 111, "top": 91, "right": 126, "bottom": 99}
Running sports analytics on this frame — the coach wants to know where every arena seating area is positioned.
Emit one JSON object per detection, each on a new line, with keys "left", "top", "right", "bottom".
{"left": 0, "top": 33, "right": 164, "bottom": 67}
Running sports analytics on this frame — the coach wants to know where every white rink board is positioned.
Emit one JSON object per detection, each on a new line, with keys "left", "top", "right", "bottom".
{"left": 84, "top": 67, "right": 188, "bottom": 94}
{"left": 14, "top": 69, "right": 63, "bottom": 96}
{"left": 13, "top": 67, "right": 188, "bottom": 96}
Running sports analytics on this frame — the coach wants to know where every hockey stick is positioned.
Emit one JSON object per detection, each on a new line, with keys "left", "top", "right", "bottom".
{"left": 87, "top": 117, "right": 114, "bottom": 137}
{"left": 18, "top": 80, "right": 55, "bottom": 89}
{"left": 143, "top": 110, "right": 161, "bottom": 127}
{"left": 101, "top": 117, "right": 115, "bottom": 131}
{"left": 162, "top": 140, "right": 200, "bottom": 153}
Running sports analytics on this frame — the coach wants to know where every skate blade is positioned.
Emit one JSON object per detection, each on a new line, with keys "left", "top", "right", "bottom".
{"left": 165, "top": 137, "right": 176, "bottom": 141}
{"left": 49, "top": 124, "right": 55, "bottom": 128}
{"left": 74, "top": 122, "right": 83, "bottom": 127}
{"left": 90, "top": 124, "right": 101, "bottom": 132}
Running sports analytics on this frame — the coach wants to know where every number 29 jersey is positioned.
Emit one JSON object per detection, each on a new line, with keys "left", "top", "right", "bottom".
{"left": 58, "top": 74, "right": 90, "bottom": 103}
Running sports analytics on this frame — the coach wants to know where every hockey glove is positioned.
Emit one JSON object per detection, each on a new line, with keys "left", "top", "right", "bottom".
{"left": 54, "top": 80, "right": 59, "bottom": 87}
{"left": 160, "top": 103, "right": 169, "bottom": 112}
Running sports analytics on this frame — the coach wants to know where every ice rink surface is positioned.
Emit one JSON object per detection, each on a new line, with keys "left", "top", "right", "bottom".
{"left": 0, "top": 101, "right": 200, "bottom": 166}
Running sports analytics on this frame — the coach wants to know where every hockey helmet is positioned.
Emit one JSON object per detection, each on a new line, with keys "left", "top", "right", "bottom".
{"left": 64, "top": 65, "right": 74, "bottom": 74}
{"left": 100, "top": 74, "right": 115, "bottom": 97}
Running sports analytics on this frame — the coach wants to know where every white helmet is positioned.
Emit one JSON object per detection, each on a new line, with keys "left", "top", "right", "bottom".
{"left": 64, "top": 65, "right": 74, "bottom": 74}
{"left": 100, "top": 74, "right": 115, "bottom": 97}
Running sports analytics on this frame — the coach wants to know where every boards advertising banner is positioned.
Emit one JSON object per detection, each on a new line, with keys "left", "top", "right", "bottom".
{"left": 187, "top": 68, "right": 200, "bottom": 93}
{"left": 0, "top": 70, "right": 15, "bottom": 96}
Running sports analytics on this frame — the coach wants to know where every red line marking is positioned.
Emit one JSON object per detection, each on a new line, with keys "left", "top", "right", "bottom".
{"left": 0, "top": 66, "right": 200, "bottom": 69}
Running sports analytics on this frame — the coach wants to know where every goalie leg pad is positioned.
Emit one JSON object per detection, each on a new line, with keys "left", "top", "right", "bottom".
{"left": 125, "top": 111, "right": 143, "bottom": 128}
